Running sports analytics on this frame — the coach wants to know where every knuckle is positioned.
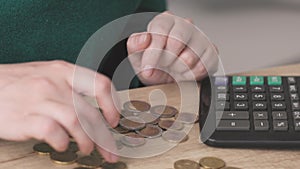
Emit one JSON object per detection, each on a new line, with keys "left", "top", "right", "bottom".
{"left": 30, "top": 77, "right": 55, "bottom": 90}
{"left": 167, "top": 39, "right": 185, "bottom": 53}
{"left": 180, "top": 53, "right": 197, "bottom": 68}
{"left": 49, "top": 60, "right": 73, "bottom": 70}
{"left": 96, "top": 75, "right": 112, "bottom": 91}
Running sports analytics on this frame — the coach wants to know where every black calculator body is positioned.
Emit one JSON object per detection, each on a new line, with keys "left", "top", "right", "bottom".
{"left": 199, "top": 76, "right": 300, "bottom": 147}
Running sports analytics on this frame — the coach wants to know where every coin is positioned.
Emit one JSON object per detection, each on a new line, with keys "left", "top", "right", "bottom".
{"left": 120, "top": 132, "right": 146, "bottom": 147}
{"left": 68, "top": 141, "right": 79, "bottom": 152}
{"left": 138, "top": 112, "right": 160, "bottom": 124}
{"left": 123, "top": 100, "right": 150, "bottom": 113}
{"left": 158, "top": 119, "right": 183, "bottom": 130}
{"left": 76, "top": 155, "right": 103, "bottom": 168}
{"left": 74, "top": 167, "right": 92, "bottom": 169}
{"left": 50, "top": 151, "right": 78, "bottom": 165}
{"left": 113, "top": 125, "right": 130, "bottom": 134}
{"left": 162, "top": 130, "right": 188, "bottom": 143}
{"left": 174, "top": 159, "right": 200, "bottom": 169}
{"left": 90, "top": 149, "right": 103, "bottom": 159}
{"left": 199, "top": 157, "right": 226, "bottom": 169}
{"left": 175, "top": 112, "right": 199, "bottom": 124}
{"left": 120, "top": 109, "right": 135, "bottom": 117}
{"left": 102, "top": 161, "right": 128, "bottom": 169}
{"left": 33, "top": 142, "right": 54, "bottom": 155}
{"left": 150, "top": 105, "right": 178, "bottom": 118}
{"left": 136, "top": 124, "right": 162, "bottom": 138}
{"left": 221, "top": 167, "right": 242, "bottom": 169}
{"left": 119, "top": 116, "right": 146, "bottom": 130}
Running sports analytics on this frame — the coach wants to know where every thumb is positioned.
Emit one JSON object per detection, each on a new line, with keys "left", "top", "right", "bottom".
{"left": 127, "top": 33, "right": 151, "bottom": 55}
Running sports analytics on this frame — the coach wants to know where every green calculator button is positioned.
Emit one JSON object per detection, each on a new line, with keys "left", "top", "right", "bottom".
{"left": 250, "top": 76, "right": 264, "bottom": 85}
{"left": 268, "top": 76, "right": 282, "bottom": 85}
{"left": 232, "top": 76, "right": 246, "bottom": 85}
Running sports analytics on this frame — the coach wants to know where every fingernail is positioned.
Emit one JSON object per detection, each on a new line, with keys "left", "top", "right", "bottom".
{"left": 143, "top": 65, "right": 153, "bottom": 77}
{"left": 138, "top": 33, "right": 148, "bottom": 44}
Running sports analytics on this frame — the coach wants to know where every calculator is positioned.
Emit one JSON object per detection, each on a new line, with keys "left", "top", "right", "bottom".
{"left": 199, "top": 76, "right": 300, "bottom": 147}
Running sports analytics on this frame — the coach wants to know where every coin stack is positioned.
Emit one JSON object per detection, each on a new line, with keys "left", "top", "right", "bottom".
{"left": 113, "top": 100, "right": 199, "bottom": 147}
{"left": 173, "top": 156, "right": 242, "bottom": 169}
{"left": 33, "top": 142, "right": 127, "bottom": 169}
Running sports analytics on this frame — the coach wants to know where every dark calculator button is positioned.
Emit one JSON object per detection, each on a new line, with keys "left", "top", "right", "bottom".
{"left": 234, "top": 93, "right": 248, "bottom": 101}
{"left": 294, "top": 120, "right": 300, "bottom": 131}
{"left": 292, "top": 102, "right": 300, "bottom": 111}
{"left": 216, "top": 101, "right": 230, "bottom": 110}
{"left": 288, "top": 77, "right": 296, "bottom": 84}
{"left": 289, "top": 85, "right": 298, "bottom": 93}
{"left": 253, "top": 102, "right": 267, "bottom": 110}
{"left": 253, "top": 111, "right": 268, "bottom": 120}
{"left": 272, "top": 111, "right": 287, "bottom": 120}
{"left": 290, "top": 93, "right": 299, "bottom": 101}
{"left": 216, "top": 86, "right": 229, "bottom": 93}
{"left": 269, "top": 86, "right": 283, "bottom": 93}
{"left": 271, "top": 102, "right": 286, "bottom": 110}
{"left": 216, "top": 111, "right": 249, "bottom": 120}
{"left": 270, "top": 93, "right": 285, "bottom": 101}
{"left": 252, "top": 93, "right": 266, "bottom": 101}
{"left": 233, "top": 86, "right": 247, "bottom": 93}
{"left": 293, "top": 111, "right": 300, "bottom": 120}
{"left": 234, "top": 102, "right": 248, "bottom": 110}
{"left": 254, "top": 120, "right": 269, "bottom": 131}
{"left": 251, "top": 86, "right": 265, "bottom": 93}
{"left": 216, "top": 120, "right": 250, "bottom": 131}
{"left": 273, "top": 120, "right": 288, "bottom": 131}
{"left": 216, "top": 93, "right": 229, "bottom": 101}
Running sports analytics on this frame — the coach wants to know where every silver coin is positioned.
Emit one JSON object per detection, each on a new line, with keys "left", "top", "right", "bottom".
{"left": 136, "top": 124, "right": 163, "bottom": 139}
{"left": 119, "top": 116, "right": 146, "bottom": 130}
{"left": 162, "top": 130, "right": 188, "bottom": 143}
{"left": 120, "top": 132, "right": 146, "bottom": 147}
{"left": 176, "top": 112, "right": 199, "bottom": 124}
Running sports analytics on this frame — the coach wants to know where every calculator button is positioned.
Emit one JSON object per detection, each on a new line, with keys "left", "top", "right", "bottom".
{"left": 292, "top": 102, "right": 300, "bottom": 111}
{"left": 269, "top": 86, "right": 283, "bottom": 93}
{"left": 254, "top": 120, "right": 269, "bottom": 131}
{"left": 251, "top": 86, "right": 265, "bottom": 93}
{"left": 293, "top": 111, "right": 300, "bottom": 120}
{"left": 272, "top": 111, "right": 287, "bottom": 120}
{"left": 216, "top": 111, "right": 249, "bottom": 120}
{"left": 288, "top": 77, "right": 296, "bottom": 84}
{"left": 289, "top": 85, "right": 298, "bottom": 93}
{"left": 271, "top": 102, "right": 286, "bottom": 110}
{"left": 294, "top": 120, "right": 300, "bottom": 131}
{"left": 233, "top": 86, "right": 247, "bottom": 93}
{"left": 234, "top": 93, "right": 248, "bottom": 101}
{"left": 253, "top": 102, "right": 267, "bottom": 110}
{"left": 290, "top": 93, "right": 299, "bottom": 101}
{"left": 273, "top": 120, "right": 288, "bottom": 131}
{"left": 216, "top": 120, "right": 250, "bottom": 131}
{"left": 252, "top": 93, "right": 266, "bottom": 101}
{"left": 234, "top": 102, "right": 249, "bottom": 110}
{"left": 253, "top": 111, "right": 268, "bottom": 120}
{"left": 216, "top": 93, "right": 229, "bottom": 101}
{"left": 216, "top": 101, "right": 230, "bottom": 110}
{"left": 215, "top": 77, "right": 228, "bottom": 86}
{"left": 268, "top": 76, "right": 282, "bottom": 86}
{"left": 232, "top": 76, "right": 246, "bottom": 85}
{"left": 250, "top": 76, "right": 264, "bottom": 85}
{"left": 270, "top": 93, "right": 285, "bottom": 101}
{"left": 216, "top": 86, "right": 229, "bottom": 93}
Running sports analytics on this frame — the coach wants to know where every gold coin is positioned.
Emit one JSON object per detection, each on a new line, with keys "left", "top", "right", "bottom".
{"left": 120, "top": 132, "right": 146, "bottom": 147}
{"left": 33, "top": 142, "right": 54, "bottom": 155}
{"left": 151, "top": 105, "right": 178, "bottom": 118}
{"left": 76, "top": 155, "right": 103, "bottom": 168}
{"left": 119, "top": 116, "right": 146, "bottom": 130}
{"left": 102, "top": 161, "right": 128, "bottom": 169}
{"left": 162, "top": 130, "right": 188, "bottom": 143}
{"left": 174, "top": 159, "right": 200, "bottom": 169}
{"left": 221, "top": 167, "right": 242, "bottom": 169}
{"left": 123, "top": 100, "right": 150, "bottom": 113}
{"left": 158, "top": 119, "right": 183, "bottom": 130}
{"left": 136, "top": 124, "right": 162, "bottom": 138}
{"left": 199, "top": 157, "right": 225, "bottom": 169}
{"left": 50, "top": 151, "right": 78, "bottom": 165}
{"left": 175, "top": 112, "right": 199, "bottom": 124}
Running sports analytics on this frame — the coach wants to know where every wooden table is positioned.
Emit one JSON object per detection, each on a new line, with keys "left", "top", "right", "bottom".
{"left": 1, "top": 64, "right": 300, "bottom": 169}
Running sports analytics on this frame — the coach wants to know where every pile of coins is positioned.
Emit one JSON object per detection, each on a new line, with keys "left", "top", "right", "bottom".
{"left": 174, "top": 156, "right": 242, "bottom": 169}
{"left": 33, "top": 142, "right": 127, "bottom": 169}
{"left": 113, "top": 100, "right": 199, "bottom": 147}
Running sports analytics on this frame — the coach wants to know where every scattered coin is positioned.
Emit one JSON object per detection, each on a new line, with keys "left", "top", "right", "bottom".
{"left": 151, "top": 105, "right": 178, "bottom": 118}
{"left": 199, "top": 157, "right": 225, "bottom": 169}
{"left": 102, "top": 161, "right": 128, "bottom": 169}
{"left": 174, "top": 159, "right": 200, "bottom": 169}
{"left": 158, "top": 119, "right": 183, "bottom": 130}
{"left": 74, "top": 167, "right": 93, "bottom": 169}
{"left": 50, "top": 151, "right": 78, "bottom": 165}
{"left": 138, "top": 112, "right": 160, "bottom": 124}
{"left": 90, "top": 149, "right": 103, "bottom": 159}
{"left": 162, "top": 130, "right": 188, "bottom": 143}
{"left": 113, "top": 125, "right": 130, "bottom": 134}
{"left": 136, "top": 124, "right": 163, "bottom": 138}
{"left": 175, "top": 112, "right": 199, "bottom": 124}
{"left": 76, "top": 155, "right": 103, "bottom": 168}
{"left": 221, "top": 167, "right": 242, "bottom": 169}
{"left": 123, "top": 100, "right": 151, "bottom": 113}
{"left": 119, "top": 116, "right": 146, "bottom": 130}
{"left": 120, "top": 132, "right": 146, "bottom": 147}
{"left": 120, "top": 109, "right": 135, "bottom": 117}
{"left": 33, "top": 142, "right": 54, "bottom": 155}
{"left": 68, "top": 141, "right": 79, "bottom": 152}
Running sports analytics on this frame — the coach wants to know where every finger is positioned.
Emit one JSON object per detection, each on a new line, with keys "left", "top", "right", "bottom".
{"left": 127, "top": 33, "right": 151, "bottom": 55}
{"left": 185, "top": 18, "right": 193, "bottom": 24}
{"left": 22, "top": 114, "right": 70, "bottom": 152}
{"left": 170, "top": 47, "right": 199, "bottom": 73}
{"left": 96, "top": 145, "right": 118, "bottom": 163}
